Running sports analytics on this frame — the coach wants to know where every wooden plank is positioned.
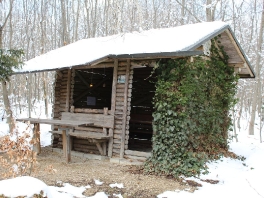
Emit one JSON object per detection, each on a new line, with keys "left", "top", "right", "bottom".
{"left": 61, "top": 112, "right": 114, "bottom": 128}
{"left": 124, "top": 155, "right": 147, "bottom": 161}
{"left": 120, "top": 60, "right": 130, "bottom": 158}
{"left": 221, "top": 30, "right": 253, "bottom": 77}
{"left": 124, "top": 150, "right": 151, "bottom": 157}
{"left": 110, "top": 59, "right": 118, "bottom": 115}
{"left": 95, "top": 142, "right": 104, "bottom": 155}
{"left": 74, "top": 108, "right": 112, "bottom": 115}
{"left": 74, "top": 126, "right": 103, "bottom": 133}
{"left": 17, "top": 118, "right": 94, "bottom": 127}
{"left": 75, "top": 70, "right": 90, "bottom": 88}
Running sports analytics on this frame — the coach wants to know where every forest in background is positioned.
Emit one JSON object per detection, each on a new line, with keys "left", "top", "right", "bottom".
{"left": 0, "top": 0, "right": 263, "bottom": 136}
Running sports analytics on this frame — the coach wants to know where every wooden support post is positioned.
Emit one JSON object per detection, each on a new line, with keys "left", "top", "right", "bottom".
{"left": 95, "top": 142, "right": 104, "bottom": 155}
{"left": 62, "top": 130, "right": 67, "bottom": 157}
{"left": 108, "top": 128, "right": 114, "bottom": 157}
{"left": 103, "top": 108, "right": 108, "bottom": 155}
{"left": 70, "top": 106, "right": 75, "bottom": 113}
{"left": 66, "top": 130, "right": 71, "bottom": 163}
{"left": 65, "top": 69, "right": 72, "bottom": 112}
{"left": 33, "top": 123, "right": 41, "bottom": 154}
{"left": 62, "top": 129, "right": 71, "bottom": 163}
{"left": 120, "top": 60, "right": 130, "bottom": 158}
{"left": 111, "top": 60, "right": 118, "bottom": 115}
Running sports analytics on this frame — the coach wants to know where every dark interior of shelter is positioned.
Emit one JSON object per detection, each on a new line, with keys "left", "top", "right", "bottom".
{"left": 73, "top": 68, "right": 113, "bottom": 110}
{"left": 128, "top": 67, "right": 157, "bottom": 152}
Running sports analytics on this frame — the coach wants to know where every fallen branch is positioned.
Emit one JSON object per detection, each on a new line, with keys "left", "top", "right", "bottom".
{"left": 246, "top": 179, "right": 264, "bottom": 198}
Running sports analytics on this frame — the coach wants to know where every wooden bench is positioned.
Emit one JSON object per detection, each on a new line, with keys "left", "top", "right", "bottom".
{"left": 50, "top": 112, "right": 114, "bottom": 159}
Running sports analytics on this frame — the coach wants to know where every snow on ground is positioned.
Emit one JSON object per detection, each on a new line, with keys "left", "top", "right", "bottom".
{"left": 0, "top": 104, "right": 263, "bottom": 197}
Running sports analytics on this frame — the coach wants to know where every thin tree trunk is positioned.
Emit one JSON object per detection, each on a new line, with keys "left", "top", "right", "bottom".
{"left": 248, "top": 0, "right": 264, "bottom": 135}
{"left": 1, "top": 82, "right": 15, "bottom": 132}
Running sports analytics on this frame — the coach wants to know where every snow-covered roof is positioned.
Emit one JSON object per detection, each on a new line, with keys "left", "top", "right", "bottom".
{"left": 14, "top": 21, "right": 253, "bottom": 77}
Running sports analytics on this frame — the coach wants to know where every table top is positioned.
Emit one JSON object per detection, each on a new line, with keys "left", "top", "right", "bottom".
{"left": 16, "top": 118, "right": 94, "bottom": 127}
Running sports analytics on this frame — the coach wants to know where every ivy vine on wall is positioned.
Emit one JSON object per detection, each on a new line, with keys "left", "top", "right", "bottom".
{"left": 144, "top": 38, "right": 239, "bottom": 177}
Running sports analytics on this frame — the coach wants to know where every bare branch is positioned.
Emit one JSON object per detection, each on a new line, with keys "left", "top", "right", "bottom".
{"left": 1, "top": 0, "right": 14, "bottom": 29}
{"left": 174, "top": 0, "right": 202, "bottom": 23}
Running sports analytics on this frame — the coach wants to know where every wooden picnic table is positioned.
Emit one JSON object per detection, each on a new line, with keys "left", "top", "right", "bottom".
{"left": 16, "top": 118, "right": 94, "bottom": 163}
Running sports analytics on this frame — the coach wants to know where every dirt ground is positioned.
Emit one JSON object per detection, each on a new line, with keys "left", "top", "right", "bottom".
{"left": 1, "top": 147, "right": 196, "bottom": 197}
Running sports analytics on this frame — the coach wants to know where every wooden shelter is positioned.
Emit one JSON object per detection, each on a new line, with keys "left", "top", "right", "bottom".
{"left": 15, "top": 22, "right": 255, "bottom": 163}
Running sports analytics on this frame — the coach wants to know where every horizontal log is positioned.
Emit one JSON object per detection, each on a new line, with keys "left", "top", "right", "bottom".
{"left": 113, "top": 143, "right": 121, "bottom": 149}
{"left": 113, "top": 134, "right": 121, "bottom": 139}
{"left": 115, "top": 124, "right": 123, "bottom": 129}
{"left": 114, "top": 129, "right": 122, "bottom": 134}
{"left": 73, "top": 145, "right": 98, "bottom": 151}
{"left": 113, "top": 139, "right": 121, "bottom": 144}
{"left": 116, "top": 88, "right": 125, "bottom": 93}
{"left": 116, "top": 97, "right": 124, "bottom": 102}
{"left": 115, "top": 120, "right": 123, "bottom": 125}
{"left": 124, "top": 155, "right": 147, "bottom": 161}
{"left": 74, "top": 108, "right": 112, "bottom": 114}
{"left": 115, "top": 106, "right": 124, "bottom": 110}
{"left": 74, "top": 126, "right": 103, "bottom": 132}
{"left": 114, "top": 110, "right": 123, "bottom": 115}
{"left": 124, "top": 150, "right": 151, "bottom": 157}
{"left": 117, "top": 71, "right": 126, "bottom": 75}
{"left": 116, "top": 84, "right": 125, "bottom": 89}
{"left": 113, "top": 148, "right": 120, "bottom": 154}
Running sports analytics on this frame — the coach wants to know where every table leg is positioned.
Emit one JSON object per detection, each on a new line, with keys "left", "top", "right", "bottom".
{"left": 33, "top": 123, "right": 41, "bottom": 154}
{"left": 62, "top": 129, "right": 71, "bottom": 163}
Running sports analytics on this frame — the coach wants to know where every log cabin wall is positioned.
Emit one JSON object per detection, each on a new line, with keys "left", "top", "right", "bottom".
{"left": 51, "top": 67, "right": 111, "bottom": 154}
{"left": 52, "top": 70, "right": 70, "bottom": 148}
{"left": 112, "top": 60, "right": 131, "bottom": 157}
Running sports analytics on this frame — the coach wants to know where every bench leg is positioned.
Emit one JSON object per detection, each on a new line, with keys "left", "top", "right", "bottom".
{"left": 95, "top": 142, "right": 104, "bottom": 155}
{"left": 62, "top": 130, "right": 71, "bottom": 163}
{"left": 108, "top": 129, "right": 113, "bottom": 157}
{"left": 33, "top": 123, "right": 41, "bottom": 154}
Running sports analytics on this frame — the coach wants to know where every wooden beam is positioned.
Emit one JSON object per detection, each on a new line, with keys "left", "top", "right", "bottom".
{"left": 111, "top": 59, "right": 118, "bottom": 114}
{"left": 223, "top": 30, "right": 254, "bottom": 77}
{"left": 65, "top": 69, "right": 72, "bottom": 112}
{"left": 75, "top": 70, "right": 90, "bottom": 88}
{"left": 95, "top": 142, "right": 104, "bottom": 155}
{"left": 120, "top": 60, "right": 130, "bottom": 158}
{"left": 108, "top": 128, "right": 114, "bottom": 157}
{"left": 73, "top": 77, "right": 110, "bottom": 103}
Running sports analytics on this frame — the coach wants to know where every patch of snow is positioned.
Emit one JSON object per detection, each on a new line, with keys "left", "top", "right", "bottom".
{"left": 109, "top": 183, "right": 124, "bottom": 188}
{"left": 94, "top": 179, "right": 104, "bottom": 185}
{"left": 49, "top": 183, "right": 87, "bottom": 198}
{"left": 113, "top": 193, "right": 123, "bottom": 198}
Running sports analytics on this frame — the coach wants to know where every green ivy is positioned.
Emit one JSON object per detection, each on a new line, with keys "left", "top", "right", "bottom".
{"left": 144, "top": 39, "right": 238, "bottom": 177}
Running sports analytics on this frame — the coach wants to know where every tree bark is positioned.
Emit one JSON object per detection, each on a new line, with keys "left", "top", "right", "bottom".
{"left": 1, "top": 82, "right": 15, "bottom": 132}
{"left": 248, "top": 0, "right": 264, "bottom": 135}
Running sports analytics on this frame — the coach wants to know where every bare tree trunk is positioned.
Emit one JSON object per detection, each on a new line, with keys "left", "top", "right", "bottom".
{"left": 206, "top": 0, "right": 212, "bottom": 21}
{"left": 248, "top": 0, "right": 264, "bottom": 135}
{"left": 0, "top": 0, "right": 15, "bottom": 133}
{"left": 60, "top": 0, "right": 68, "bottom": 45}
{"left": 43, "top": 72, "right": 48, "bottom": 118}
{"left": 1, "top": 82, "right": 15, "bottom": 132}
